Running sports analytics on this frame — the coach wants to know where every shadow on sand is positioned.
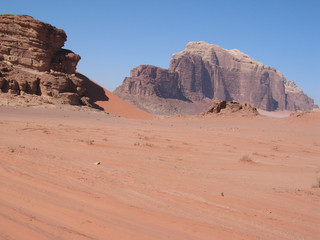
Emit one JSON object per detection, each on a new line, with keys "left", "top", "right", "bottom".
{"left": 75, "top": 72, "right": 109, "bottom": 111}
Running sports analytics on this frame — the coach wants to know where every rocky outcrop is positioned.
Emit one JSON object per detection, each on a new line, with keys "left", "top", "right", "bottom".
{"left": 0, "top": 15, "right": 68, "bottom": 71}
{"left": 0, "top": 60, "right": 86, "bottom": 105}
{"left": 115, "top": 41, "right": 317, "bottom": 115}
{"left": 117, "top": 65, "right": 185, "bottom": 100}
{"left": 0, "top": 14, "right": 88, "bottom": 106}
{"left": 205, "top": 100, "right": 259, "bottom": 116}
{"left": 285, "top": 80, "right": 318, "bottom": 111}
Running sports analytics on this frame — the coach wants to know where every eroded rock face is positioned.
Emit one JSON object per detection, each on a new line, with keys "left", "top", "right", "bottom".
{"left": 0, "top": 14, "right": 88, "bottom": 106}
{"left": 285, "top": 80, "right": 317, "bottom": 111}
{"left": 170, "top": 42, "right": 287, "bottom": 110}
{"left": 0, "top": 15, "right": 67, "bottom": 71}
{"left": 50, "top": 49, "right": 81, "bottom": 74}
{"left": 115, "top": 41, "right": 317, "bottom": 115}
{"left": 117, "top": 65, "right": 185, "bottom": 100}
{"left": 206, "top": 100, "right": 259, "bottom": 116}
{"left": 0, "top": 61, "right": 86, "bottom": 105}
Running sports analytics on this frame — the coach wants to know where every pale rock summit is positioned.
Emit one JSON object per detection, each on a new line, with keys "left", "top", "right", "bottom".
{"left": 285, "top": 80, "right": 302, "bottom": 93}
{"left": 284, "top": 80, "right": 316, "bottom": 111}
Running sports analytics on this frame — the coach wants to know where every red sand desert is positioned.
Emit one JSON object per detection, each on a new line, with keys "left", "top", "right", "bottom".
{"left": 0, "top": 104, "right": 320, "bottom": 240}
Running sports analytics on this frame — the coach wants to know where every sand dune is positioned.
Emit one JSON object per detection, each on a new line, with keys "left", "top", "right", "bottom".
{"left": 0, "top": 107, "right": 319, "bottom": 239}
{"left": 78, "top": 73, "right": 154, "bottom": 120}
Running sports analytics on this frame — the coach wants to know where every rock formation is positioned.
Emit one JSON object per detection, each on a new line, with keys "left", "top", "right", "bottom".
{"left": 114, "top": 64, "right": 213, "bottom": 116}
{"left": 118, "top": 65, "right": 185, "bottom": 100}
{"left": 114, "top": 41, "right": 317, "bottom": 115}
{"left": 0, "top": 15, "right": 69, "bottom": 71}
{"left": 0, "top": 14, "right": 87, "bottom": 106}
{"left": 284, "top": 80, "right": 317, "bottom": 111}
{"left": 205, "top": 100, "right": 259, "bottom": 116}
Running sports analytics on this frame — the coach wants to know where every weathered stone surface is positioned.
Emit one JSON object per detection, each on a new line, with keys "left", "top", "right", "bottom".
{"left": 80, "top": 96, "right": 92, "bottom": 107}
{"left": 0, "top": 61, "right": 86, "bottom": 102}
{"left": 117, "top": 65, "right": 184, "bottom": 99}
{"left": 59, "top": 92, "right": 80, "bottom": 105}
{"left": 0, "top": 78, "right": 5, "bottom": 90}
{"left": 285, "top": 80, "right": 318, "bottom": 111}
{"left": 0, "top": 14, "right": 66, "bottom": 71}
{"left": 206, "top": 100, "right": 259, "bottom": 116}
{"left": 170, "top": 42, "right": 287, "bottom": 110}
{"left": 50, "top": 49, "right": 81, "bottom": 74}
{"left": 115, "top": 41, "right": 317, "bottom": 115}
{"left": 0, "top": 14, "right": 90, "bottom": 107}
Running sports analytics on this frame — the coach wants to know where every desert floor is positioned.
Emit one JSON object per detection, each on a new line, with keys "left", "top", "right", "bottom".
{"left": 0, "top": 106, "right": 319, "bottom": 240}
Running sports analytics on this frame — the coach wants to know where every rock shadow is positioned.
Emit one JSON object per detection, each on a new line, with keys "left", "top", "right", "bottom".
{"left": 75, "top": 72, "right": 109, "bottom": 110}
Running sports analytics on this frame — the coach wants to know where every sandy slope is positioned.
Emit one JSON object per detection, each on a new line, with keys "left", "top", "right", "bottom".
{"left": 0, "top": 107, "right": 319, "bottom": 240}
{"left": 78, "top": 73, "right": 154, "bottom": 120}
{"left": 0, "top": 73, "right": 154, "bottom": 121}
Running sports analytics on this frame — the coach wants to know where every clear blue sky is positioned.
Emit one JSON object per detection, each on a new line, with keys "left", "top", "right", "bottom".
{"left": 2, "top": 0, "right": 320, "bottom": 105}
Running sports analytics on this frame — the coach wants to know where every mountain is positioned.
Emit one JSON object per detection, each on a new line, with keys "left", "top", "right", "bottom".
{"left": 114, "top": 41, "right": 317, "bottom": 115}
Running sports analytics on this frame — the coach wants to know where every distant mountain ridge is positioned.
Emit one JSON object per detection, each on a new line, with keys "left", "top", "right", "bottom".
{"left": 114, "top": 41, "right": 317, "bottom": 115}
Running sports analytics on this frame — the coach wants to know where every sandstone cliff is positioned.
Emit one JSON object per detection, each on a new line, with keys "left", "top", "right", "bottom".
{"left": 114, "top": 41, "right": 317, "bottom": 115}
{"left": 284, "top": 80, "right": 317, "bottom": 111}
{"left": 0, "top": 14, "right": 87, "bottom": 106}
{"left": 114, "top": 64, "right": 212, "bottom": 115}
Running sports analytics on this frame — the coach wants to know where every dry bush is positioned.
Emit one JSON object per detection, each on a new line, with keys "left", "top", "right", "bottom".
{"left": 144, "top": 142, "right": 154, "bottom": 147}
{"left": 240, "top": 155, "right": 254, "bottom": 163}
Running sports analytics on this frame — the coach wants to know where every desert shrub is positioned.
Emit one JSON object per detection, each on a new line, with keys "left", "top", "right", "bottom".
{"left": 240, "top": 155, "right": 253, "bottom": 163}
{"left": 86, "top": 139, "right": 94, "bottom": 145}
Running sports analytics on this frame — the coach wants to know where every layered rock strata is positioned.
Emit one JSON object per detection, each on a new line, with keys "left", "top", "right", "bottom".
{"left": 0, "top": 14, "right": 87, "bottom": 105}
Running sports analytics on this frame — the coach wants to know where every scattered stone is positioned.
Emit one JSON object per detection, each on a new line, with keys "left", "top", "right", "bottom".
{"left": 290, "top": 110, "right": 310, "bottom": 118}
